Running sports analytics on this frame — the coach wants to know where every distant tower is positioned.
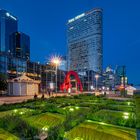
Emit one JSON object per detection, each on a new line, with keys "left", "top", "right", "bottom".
{"left": 67, "top": 8, "right": 103, "bottom": 73}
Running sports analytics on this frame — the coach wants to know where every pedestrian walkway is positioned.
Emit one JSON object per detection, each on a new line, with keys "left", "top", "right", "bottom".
{"left": 0, "top": 93, "right": 69, "bottom": 105}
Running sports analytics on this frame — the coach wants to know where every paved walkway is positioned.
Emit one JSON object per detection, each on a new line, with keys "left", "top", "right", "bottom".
{"left": 0, "top": 92, "right": 133, "bottom": 105}
{"left": 0, "top": 93, "right": 72, "bottom": 105}
{"left": 0, "top": 95, "right": 34, "bottom": 105}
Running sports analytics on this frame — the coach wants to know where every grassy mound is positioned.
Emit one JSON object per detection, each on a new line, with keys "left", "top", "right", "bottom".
{"left": 0, "top": 128, "right": 19, "bottom": 140}
{"left": 25, "top": 113, "right": 65, "bottom": 130}
{"left": 0, "top": 108, "right": 35, "bottom": 118}
{"left": 65, "top": 121, "right": 136, "bottom": 140}
{"left": 87, "top": 109, "right": 136, "bottom": 127}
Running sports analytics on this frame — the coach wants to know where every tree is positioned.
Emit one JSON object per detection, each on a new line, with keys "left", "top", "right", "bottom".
{"left": 47, "top": 125, "right": 64, "bottom": 140}
{"left": 0, "top": 73, "right": 8, "bottom": 91}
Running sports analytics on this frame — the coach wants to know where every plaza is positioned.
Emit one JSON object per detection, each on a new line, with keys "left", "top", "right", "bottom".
{"left": 0, "top": 93, "right": 139, "bottom": 139}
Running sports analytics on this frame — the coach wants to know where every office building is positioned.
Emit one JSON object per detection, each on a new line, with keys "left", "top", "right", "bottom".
{"left": 67, "top": 8, "right": 103, "bottom": 74}
{"left": 115, "top": 66, "right": 127, "bottom": 86}
{"left": 59, "top": 56, "right": 67, "bottom": 71}
{"left": 26, "top": 61, "right": 66, "bottom": 92}
{"left": 10, "top": 32, "right": 30, "bottom": 60}
{"left": 0, "top": 9, "right": 18, "bottom": 74}
{"left": 102, "top": 66, "right": 115, "bottom": 90}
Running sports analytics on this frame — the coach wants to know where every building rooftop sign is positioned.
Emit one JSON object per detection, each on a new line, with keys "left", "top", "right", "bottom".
{"left": 68, "top": 13, "right": 85, "bottom": 23}
{"left": 6, "top": 12, "right": 17, "bottom": 20}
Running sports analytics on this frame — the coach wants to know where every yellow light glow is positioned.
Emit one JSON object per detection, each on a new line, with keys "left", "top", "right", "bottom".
{"left": 123, "top": 112, "right": 129, "bottom": 116}
{"left": 75, "top": 106, "right": 79, "bottom": 109}
{"left": 20, "top": 112, "right": 23, "bottom": 115}
{"left": 127, "top": 102, "right": 131, "bottom": 105}
{"left": 69, "top": 108, "right": 74, "bottom": 111}
{"left": 42, "top": 126, "right": 48, "bottom": 131}
{"left": 13, "top": 109, "right": 18, "bottom": 113}
{"left": 50, "top": 55, "right": 61, "bottom": 66}
{"left": 99, "top": 122, "right": 106, "bottom": 125}
{"left": 123, "top": 115, "right": 129, "bottom": 119}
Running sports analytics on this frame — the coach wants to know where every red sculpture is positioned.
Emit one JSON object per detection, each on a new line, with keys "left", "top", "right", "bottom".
{"left": 60, "top": 71, "right": 83, "bottom": 92}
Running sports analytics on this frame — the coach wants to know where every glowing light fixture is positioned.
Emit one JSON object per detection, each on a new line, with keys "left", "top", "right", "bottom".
{"left": 123, "top": 115, "right": 129, "bottom": 119}
{"left": 127, "top": 102, "right": 131, "bottom": 105}
{"left": 50, "top": 55, "right": 62, "bottom": 93}
{"left": 13, "top": 109, "right": 18, "bottom": 113}
{"left": 42, "top": 126, "right": 48, "bottom": 131}
{"left": 75, "top": 106, "right": 79, "bottom": 109}
{"left": 95, "top": 74, "right": 99, "bottom": 91}
{"left": 123, "top": 112, "right": 129, "bottom": 116}
{"left": 69, "top": 108, "right": 74, "bottom": 112}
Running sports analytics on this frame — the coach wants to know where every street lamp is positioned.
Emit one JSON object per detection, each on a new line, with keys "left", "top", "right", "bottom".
{"left": 95, "top": 74, "right": 99, "bottom": 91}
{"left": 50, "top": 55, "right": 61, "bottom": 93}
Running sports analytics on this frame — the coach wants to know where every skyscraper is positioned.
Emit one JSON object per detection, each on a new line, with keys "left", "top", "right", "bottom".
{"left": 67, "top": 8, "right": 103, "bottom": 74}
{"left": 0, "top": 9, "right": 18, "bottom": 73}
{"left": 10, "top": 32, "right": 30, "bottom": 60}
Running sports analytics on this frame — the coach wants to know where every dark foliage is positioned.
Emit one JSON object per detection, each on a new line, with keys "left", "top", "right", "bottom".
{"left": 0, "top": 115, "right": 39, "bottom": 139}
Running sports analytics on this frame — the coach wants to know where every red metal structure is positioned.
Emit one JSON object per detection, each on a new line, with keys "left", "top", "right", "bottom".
{"left": 60, "top": 71, "right": 83, "bottom": 92}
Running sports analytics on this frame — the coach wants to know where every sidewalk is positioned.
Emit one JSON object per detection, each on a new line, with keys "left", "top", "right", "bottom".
{"left": 0, "top": 95, "right": 34, "bottom": 105}
{"left": 0, "top": 93, "right": 70, "bottom": 105}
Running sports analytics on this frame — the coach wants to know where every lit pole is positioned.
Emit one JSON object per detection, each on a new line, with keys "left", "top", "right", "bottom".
{"left": 55, "top": 64, "right": 58, "bottom": 93}
{"left": 95, "top": 74, "right": 99, "bottom": 91}
{"left": 50, "top": 56, "right": 61, "bottom": 94}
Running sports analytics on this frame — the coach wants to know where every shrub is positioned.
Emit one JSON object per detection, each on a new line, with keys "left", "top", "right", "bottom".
{"left": 0, "top": 115, "right": 39, "bottom": 139}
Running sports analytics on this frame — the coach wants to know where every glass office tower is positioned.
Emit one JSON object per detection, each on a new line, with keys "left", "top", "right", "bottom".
{"left": 10, "top": 32, "right": 30, "bottom": 60}
{"left": 0, "top": 9, "right": 18, "bottom": 73}
{"left": 7, "top": 32, "right": 30, "bottom": 77}
{"left": 67, "top": 8, "right": 103, "bottom": 74}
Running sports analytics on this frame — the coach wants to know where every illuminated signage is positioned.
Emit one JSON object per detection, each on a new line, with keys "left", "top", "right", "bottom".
{"left": 68, "top": 13, "right": 85, "bottom": 23}
{"left": 6, "top": 12, "right": 17, "bottom": 20}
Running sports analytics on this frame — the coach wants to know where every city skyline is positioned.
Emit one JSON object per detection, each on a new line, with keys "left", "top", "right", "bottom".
{"left": 0, "top": 0, "right": 140, "bottom": 84}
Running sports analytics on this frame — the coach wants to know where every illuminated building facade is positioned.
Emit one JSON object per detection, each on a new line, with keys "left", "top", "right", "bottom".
{"left": 0, "top": 9, "right": 18, "bottom": 73}
{"left": 0, "top": 10, "right": 30, "bottom": 77}
{"left": 67, "top": 8, "right": 103, "bottom": 74}
{"left": 10, "top": 32, "right": 30, "bottom": 60}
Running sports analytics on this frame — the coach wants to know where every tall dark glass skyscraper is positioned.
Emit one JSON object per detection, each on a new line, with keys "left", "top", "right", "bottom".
{"left": 10, "top": 32, "right": 30, "bottom": 60}
{"left": 0, "top": 9, "right": 18, "bottom": 73}
{"left": 0, "top": 9, "right": 18, "bottom": 52}
{"left": 67, "top": 8, "right": 103, "bottom": 74}
{"left": 7, "top": 32, "right": 30, "bottom": 77}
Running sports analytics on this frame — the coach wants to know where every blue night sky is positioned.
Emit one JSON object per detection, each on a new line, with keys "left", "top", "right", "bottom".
{"left": 0, "top": 0, "right": 140, "bottom": 84}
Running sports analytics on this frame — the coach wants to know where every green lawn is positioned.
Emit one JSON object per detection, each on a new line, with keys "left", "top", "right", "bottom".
{"left": 65, "top": 121, "right": 136, "bottom": 140}
{"left": 0, "top": 128, "right": 19, "bottom": 140}
{"left": 135, "top": 94, "right": 140, "bottom": 128}
{"left": 25, "top": 113, "right": 65, "bottom": 130}
{"left": 0, "top": 108, "right": 36, "bottom": 118}
{"left": 0, "top": 94, "right": 137, "bottom": 139}
{"left": 87, "top": 109, "right": 136, "bottom": 127}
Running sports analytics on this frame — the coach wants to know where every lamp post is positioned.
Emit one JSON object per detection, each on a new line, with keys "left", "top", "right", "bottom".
{"left": 50, "top": 56, "right": 61, "bottom": 93}
{"left": 95, "top": 74, "right": 99, "bottom": 91}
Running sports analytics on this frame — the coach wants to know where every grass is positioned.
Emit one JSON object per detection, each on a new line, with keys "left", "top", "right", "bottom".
{"left": 87, "top": 109, "right": 136, "bottom": 127}
{"left": 65, "top": 121, "right": 136, "bottom": 140}
{"left": 25, "top": 113, "right": 65, "bottom": 130}
{"left": 134, "top": 94, "right": 140, "bottom": 128}
{"left": 0, "top": 94, "right": 137, "bottom": 139}
{"left": 0, "top": 108, "right": 36, "bottom": 118}
{"left": 0, "top": 128, "right": 19, "bottom": 140}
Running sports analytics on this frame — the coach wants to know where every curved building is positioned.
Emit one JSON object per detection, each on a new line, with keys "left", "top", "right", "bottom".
{"left": 67, "top": 8, "right": 103, "bottom": 74}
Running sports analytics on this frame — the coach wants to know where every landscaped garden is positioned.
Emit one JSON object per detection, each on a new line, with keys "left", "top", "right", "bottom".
{"left": 0, "top": 94, "right": 139, "bottom": 139}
